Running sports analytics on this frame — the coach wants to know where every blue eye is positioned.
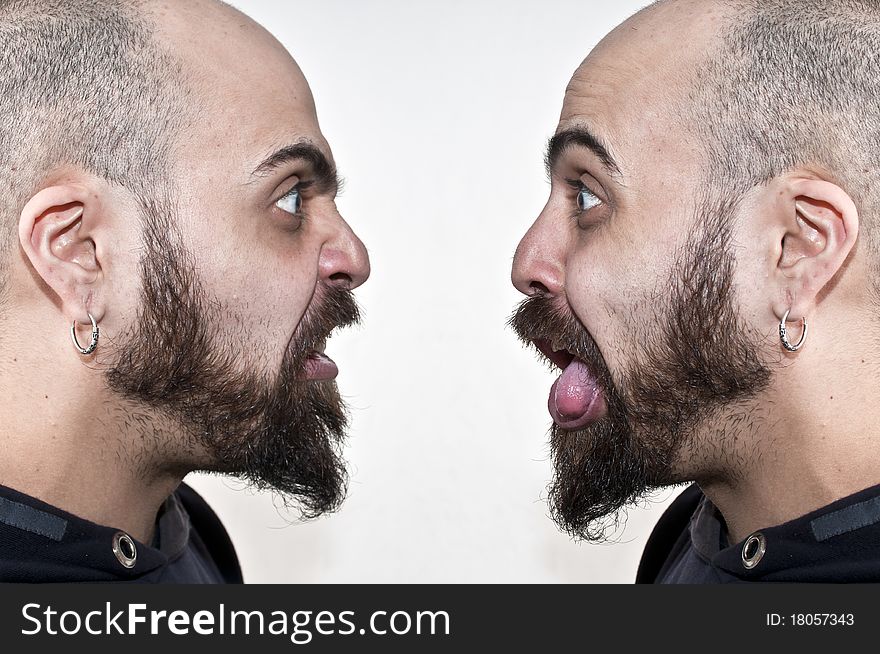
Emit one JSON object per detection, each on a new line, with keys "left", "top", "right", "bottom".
{"left": 576, "top": 186, "right": 602, "bottom": 212}
{"left": 275, "top": 187, "right": 303, "bottom": 215}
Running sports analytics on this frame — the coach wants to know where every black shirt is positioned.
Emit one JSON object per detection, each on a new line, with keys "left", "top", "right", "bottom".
{"left": 0, "top": 482, "right": 242, "bottom": 583}
{"left": 637, "top": 482, "right": 880, "bottom": 583}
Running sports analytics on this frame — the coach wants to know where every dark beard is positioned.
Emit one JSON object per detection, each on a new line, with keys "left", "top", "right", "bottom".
{"left": 509, "top": 201, "right": 771, "bottom": 541}
{"left": 105, "top": 199, "right": 360, "bottom": 519}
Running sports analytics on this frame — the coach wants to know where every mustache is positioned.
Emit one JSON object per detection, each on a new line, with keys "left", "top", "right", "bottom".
{"left": 508, "top": 293, "right": 615, "bottom": 391}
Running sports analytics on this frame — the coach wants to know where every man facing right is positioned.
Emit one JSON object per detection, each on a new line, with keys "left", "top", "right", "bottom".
{"left": 511, "top": 0, "right": 880, "bottom": 582}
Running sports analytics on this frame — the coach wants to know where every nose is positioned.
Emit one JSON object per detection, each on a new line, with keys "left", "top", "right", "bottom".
{"left": 319, "top": 214, "right": 371, "bottom": 290}
{"left": 511, "top": 209, "right": 566, "bottom": 297}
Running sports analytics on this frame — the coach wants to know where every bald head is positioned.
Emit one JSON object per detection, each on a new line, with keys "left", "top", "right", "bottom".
{"left": 684, "top": 0, "right": 880, "bottom": 244}
{"left": 0, "top": 0, "right": 319, "bottom": 299}
{"left": 0, "top": 0, "right": 187, "bottom": 295}
{"left": 587, "top": 0, "right": 880, "bottom": 254}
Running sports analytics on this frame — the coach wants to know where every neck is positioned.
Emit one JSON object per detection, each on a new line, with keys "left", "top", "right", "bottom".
{"left": 695, "top": 348, "right": 880, "bottom": 544}
{"left": 0, "top": 358, "right": 186, "bottom": 545}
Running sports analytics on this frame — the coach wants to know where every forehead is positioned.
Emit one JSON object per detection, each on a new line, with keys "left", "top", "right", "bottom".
{"left": 154, "top": 0, "right": 331, "bottom": 176}
{"left": 556, "top": 1, "right": 727, "bottom": 182}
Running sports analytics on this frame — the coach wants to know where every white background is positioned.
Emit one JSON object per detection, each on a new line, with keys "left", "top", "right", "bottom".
{"left": 186, "top": 0, "right": 684, "bottom": 583}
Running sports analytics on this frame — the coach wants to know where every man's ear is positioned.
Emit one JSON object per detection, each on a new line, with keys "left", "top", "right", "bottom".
{"left": 771, "top": 176, "right": 859, "bottom": 321}
{"left": 18, "top": 184, "right": 105, "bottom": 325}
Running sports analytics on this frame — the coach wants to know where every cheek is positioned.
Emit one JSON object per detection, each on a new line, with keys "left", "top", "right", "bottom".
{"left": 565, "top": 250, "right": 640, "bottom": 372}
{"left": 173, "top": 185, "right": 323, "bottom": 358}
{"left": 219, "top": 248, "right": 318, "bottom": 340}
{"left": 189, "top": 226, "right": 321, "bottom": 356}
{"left": 564, "top": 231, "right": 680, "bottom": 370}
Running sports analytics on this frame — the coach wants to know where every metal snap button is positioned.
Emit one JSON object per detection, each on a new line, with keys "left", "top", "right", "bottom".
{"left": 741, "top": 531, "right": 766, "bottom": 569}
{"left": 112, "top": 531, "right": 137, "bottom": 569}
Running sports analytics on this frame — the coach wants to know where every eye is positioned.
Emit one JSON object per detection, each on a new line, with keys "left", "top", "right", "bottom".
{"left": 576, "top": 185, "right": 602, "bottom": 212}
{"left": 274, "top": 186, "right": 303, "bottom": 215}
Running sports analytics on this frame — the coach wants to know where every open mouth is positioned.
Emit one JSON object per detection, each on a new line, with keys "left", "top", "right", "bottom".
{"left": 532, "top": 339, "right": 607, "bottom": 429}
{"left": 534, "top": 339, "right": 576, "bottom": 370}
{"left": 301, "top": 339, "right": 338, "bottom": 381}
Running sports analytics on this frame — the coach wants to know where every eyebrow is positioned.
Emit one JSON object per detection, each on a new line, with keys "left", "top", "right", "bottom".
{"left": 249, "top": 141, "right": 341, "bottom": 195}
{"left": 544, "top": 127, "right": 622, "bottom": 182}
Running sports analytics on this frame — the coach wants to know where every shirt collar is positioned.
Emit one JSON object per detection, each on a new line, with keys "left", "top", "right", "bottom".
{"left": 0, "top": 483, "right": 192, "bottom": 581}
{"left": 688, "top": 481, "right": 880, "bottom": 580}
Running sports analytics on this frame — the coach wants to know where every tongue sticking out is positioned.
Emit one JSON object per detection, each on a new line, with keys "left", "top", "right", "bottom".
{"left": 302, "top": 351, "right": 339, "bottom": 381}
{"left": 548, "top": 358, "right": 607, "bottom": 429}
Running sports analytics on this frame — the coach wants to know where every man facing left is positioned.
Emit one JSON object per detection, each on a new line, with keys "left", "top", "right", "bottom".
{"left": 0, "top": 0, "right": 370, "bottom": 582}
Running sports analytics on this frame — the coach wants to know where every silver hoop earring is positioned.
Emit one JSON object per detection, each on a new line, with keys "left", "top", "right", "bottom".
{"left": 70, "top": 313, "right": 99, "bottom": 355}
{"left": 779, "top": 308, "right": 807, "bottom": 352}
